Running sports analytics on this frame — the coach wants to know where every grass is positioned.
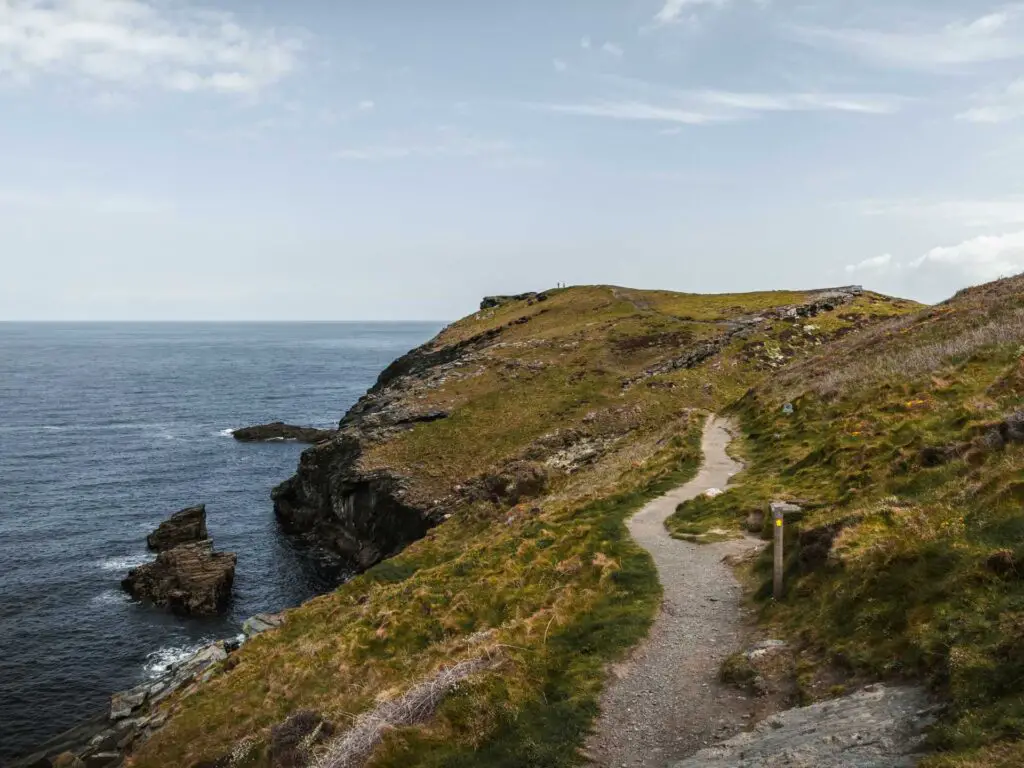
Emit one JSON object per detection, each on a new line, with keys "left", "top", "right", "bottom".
{"left": 127, "top": 283, "right": 920, "bottom": 767}
{"left": 665, "top": 275, "right": 1024, "bottom": 765}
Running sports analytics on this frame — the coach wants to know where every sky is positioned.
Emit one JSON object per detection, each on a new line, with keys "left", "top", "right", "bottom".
{"left": 3, "top": 0, "right": 1024, "bottom": 320}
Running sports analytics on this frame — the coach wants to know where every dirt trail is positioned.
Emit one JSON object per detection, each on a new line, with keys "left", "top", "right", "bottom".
{"left": 585, "top": 416, "right": 762, "bottom": 767}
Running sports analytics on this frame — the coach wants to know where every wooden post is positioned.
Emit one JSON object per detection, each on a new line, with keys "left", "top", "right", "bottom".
{"left": 773, "top": 506, "right": 784, "bottom": 600}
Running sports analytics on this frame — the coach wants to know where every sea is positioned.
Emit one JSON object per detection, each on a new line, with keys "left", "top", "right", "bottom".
{"left": 0, "top": 322, "right": 442, "bottom": 762}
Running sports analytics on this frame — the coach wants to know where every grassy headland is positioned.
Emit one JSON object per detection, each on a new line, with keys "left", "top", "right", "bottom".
{"left": 129, "top": 284, "right": 917, "bottom": 767}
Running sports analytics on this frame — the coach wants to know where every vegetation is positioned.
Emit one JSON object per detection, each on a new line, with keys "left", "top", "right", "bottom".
{"left": 668, "top": 275, "right": 1024, "bottom": 766}
{"left": 128, "top": 284, "right": 917, "bottom": 767}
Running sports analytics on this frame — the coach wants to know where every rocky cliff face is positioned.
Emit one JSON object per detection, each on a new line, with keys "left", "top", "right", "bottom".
{"left": 271, "top": 331, "right": 486, "bottom": 570}
{"left": 270, "top": 284, "right": 892, "bottom": 576}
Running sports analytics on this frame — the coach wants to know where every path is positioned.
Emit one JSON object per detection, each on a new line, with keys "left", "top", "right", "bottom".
{"left": 585, "top": 416, "right": 761, "bottom": 767}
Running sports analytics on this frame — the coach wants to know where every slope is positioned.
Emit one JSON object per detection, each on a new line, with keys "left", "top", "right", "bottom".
{"left": 667, "top": 274, "right": 1024, "bottom": 766}
{"left": 127, "top": 284, "right": 916, "bottom": 768}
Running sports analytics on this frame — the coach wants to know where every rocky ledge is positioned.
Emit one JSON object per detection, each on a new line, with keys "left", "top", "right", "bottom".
{"left": 11, "top": 611, "right": 287, "bottom": 768}
{"left": 146, "top": 504, "right": 207, "bottom": 551}
{"left": 231, "top": 422, "right": 338, "bottom": 444}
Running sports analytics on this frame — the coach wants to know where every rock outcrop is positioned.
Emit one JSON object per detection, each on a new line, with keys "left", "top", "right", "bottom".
{"left": 122, "top": 540, "right": 235, "bottom": 615}
{"left": 146, "top": 504, "right": 208, "bottom": 551}
{"left": 672, "top": 685, "right": 934, "bottom": 768}
{"left": 231, "top": 422, "right": 338, "bottom": 444}
{"left": 271, "top": 330, "right": 504, "bottom": 572}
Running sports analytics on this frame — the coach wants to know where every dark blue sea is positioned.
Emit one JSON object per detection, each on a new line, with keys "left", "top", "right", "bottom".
{"left": 0, "top": 322, "right": 441, "bottom": 762}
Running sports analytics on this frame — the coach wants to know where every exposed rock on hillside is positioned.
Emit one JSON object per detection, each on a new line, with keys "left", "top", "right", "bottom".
{"left": 232, "top": 422, "right": 338, "bottom": 444}
{"left": 122, "top": 540, "right": 235, "bottom": 615}
{"left": 673, "top": 685, "right": 934, "bottom": 767}
{"left": 271, "top": 285, "right": 910, "bottom": 578}
{"left": 146, "top": 504, "right": 208, "bottom": 551}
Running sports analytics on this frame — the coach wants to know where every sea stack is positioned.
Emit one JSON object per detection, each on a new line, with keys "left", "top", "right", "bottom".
{"left": 123, "top": 506, "right": 235, "bottom": 616}
{"left": 146, "top": 504, "right": 208, "bottom": 551}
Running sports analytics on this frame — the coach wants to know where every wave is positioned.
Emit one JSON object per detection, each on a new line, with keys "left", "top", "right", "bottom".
{"left": 143, "top": 641, "right": 212, "bottom": 678}
{"left": 217, "top": 427, "right": 237, "bottom": 438}
{"left": 98, "top": 554, "right": 152, "bottom": 571}
{"left": 90, "top": 589, "right": 130, "bottom": 606}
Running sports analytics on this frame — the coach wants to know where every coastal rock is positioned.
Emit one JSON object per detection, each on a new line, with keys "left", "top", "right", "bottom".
{"left": 671, "top": 684, "right": 933, "bottom": 768}
{"left": 231, "top": 422, "right": 338, "bottom": 444}
{"left": 480, "top": 292, "right": 538, "bottom": 310}
{"left": 121, "top": 540, "right": 235, "bottom": 616}
{"left": 242, "top": 612, "right": 285, "bottom": 638}
{"left": 146, "top": 505, "right": 208, "bottom": 552}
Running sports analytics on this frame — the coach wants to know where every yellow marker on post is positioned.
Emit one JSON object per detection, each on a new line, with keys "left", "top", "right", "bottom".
{"left": 773, "top": 506, "right": 785, "bottom": 599}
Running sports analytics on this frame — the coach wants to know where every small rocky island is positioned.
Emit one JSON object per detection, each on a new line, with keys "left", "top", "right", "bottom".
{"left": 121, "top": 504, "right": 236, "bottom": 616}
{"left": 231, "top": 422, "right": 338, "bottom": 444}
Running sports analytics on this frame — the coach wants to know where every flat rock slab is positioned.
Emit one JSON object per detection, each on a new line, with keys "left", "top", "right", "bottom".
{"left": 672, "top": 684, "right": 933, "bottom": 768}
{"left": 586, "top": 417, "right": 762, "bottom": 767}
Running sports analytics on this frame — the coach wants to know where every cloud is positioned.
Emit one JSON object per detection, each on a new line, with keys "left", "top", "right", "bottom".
{"left": 601, "top": 42, "right": 624, "bottom": 57}
{"left": 535, "top": 87, "right": 900, "bottom": 126}
{"left": 911, "top": 231, "right": 1024, "bottom": 281}
{"left": 958, "top": 78, "right": 1024, "bottom": 123}
{"left": 553, "top": 58, "right": 568, "bottom": 73}
{"left": 0, "top": 0, "right": 303, "bottom": 95}
{"left": 357, "top": 99, "right": 375, "bottom": 112}
{"left": 539, "top": 100, "right": 729, "bottom": 125}
{"left": 845, "top": 253, "right": 896, "bottom": 274}
{"left": 790, "top": 8, "right": 1024, "bottom": 70}
{"left": 580, "top": 37, "right": 592, "bottom": 50}
{"left": 653, "top": 0, "right": 729, "bottom": 26}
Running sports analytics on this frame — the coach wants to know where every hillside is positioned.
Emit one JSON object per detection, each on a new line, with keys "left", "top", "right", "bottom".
{"left": 668, "top": 275, "right": 1024, "bottom": 766}
{"left": 124, "top": 284, "right": 918, "bottom": 768}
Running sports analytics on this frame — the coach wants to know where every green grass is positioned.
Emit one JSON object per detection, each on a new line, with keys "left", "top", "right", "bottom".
{"left": 126, "top": 283, "right": 918, "bottom": 768}
{"left": 664, "top": 275, "right": 1024, "bottom": 765}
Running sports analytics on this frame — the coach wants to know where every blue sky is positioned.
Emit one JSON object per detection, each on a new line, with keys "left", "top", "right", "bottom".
{"left": 3, "top": 0, "right": 1024, "bottom": 319}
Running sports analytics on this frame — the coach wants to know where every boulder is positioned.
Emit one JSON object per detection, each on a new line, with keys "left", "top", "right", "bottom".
{"left": 146, "top": 505, "right": 208, "bottom": 551}
{"left": 242, "top": 612, "right": 286, "bottom": 638}
{"left": 231, "top": 422, "right": 337, "bottom": 444}
{"left": 122, "top": 540, "right": 236, "bottom": 616}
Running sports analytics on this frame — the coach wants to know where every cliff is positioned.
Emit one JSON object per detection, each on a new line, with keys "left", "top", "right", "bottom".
{"left": 127, "top": 284, "right": 922, "bottom": 768}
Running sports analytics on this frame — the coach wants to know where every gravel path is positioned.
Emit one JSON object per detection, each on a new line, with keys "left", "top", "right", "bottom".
{"left": 585, "top": 416, "right": 762, "bottom": 767}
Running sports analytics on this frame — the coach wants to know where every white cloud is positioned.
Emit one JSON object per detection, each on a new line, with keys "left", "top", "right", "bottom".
{"left": 601, "top": 42, "right": 624, "bottom": 57}
{"left": 539, "top": 100, "right": 728, "bottom": 125}
{"left": 357, "top": 99, "right": 375, "bottom": 112}
{"left": 911, "top": 231, "right": 1024, "bottom": 281}
{"left": 790, "top": 8, "right": 1024, "bottom": 70}
{"left": 553, "top": 58, "right": 568, "bottom": 73}
{"left": 0, "top": 0, "right": 303, "bottom": 95}
{"left": 535, "top": 87, "right": 900, "bottom": 126}
{"left": 654, "top": 0, "right": 729, "bottom": 26}
{"left": 845, "top": 253, "right": 896, "bottom": 274}
{"left": 580, "top": 36, "right": 592, "bottom": 49}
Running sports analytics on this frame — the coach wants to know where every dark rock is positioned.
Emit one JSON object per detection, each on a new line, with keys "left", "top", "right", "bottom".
{"left": 269, "top": 710, "right": 334, "bottom": 768}
{"left": 146, "top": 505, "right": 208, "bottom": 551}
{"left": 231, "top": 422, "right": 338, "bottom": 444}
{"left": 6, "top": 712, "right": 108, "bottom": 768}
{"left": 480, "top": 293, "right": 537, "bottom": 310}
{"left": 122, "top": 540, "right": 235, "bottom": 616}
{"left": 798, "top": 523, "right": 843, "bottom": 572}
{"left": 986, "top": 549, "right": 1021, "bottom": 578}
{"left": 478, "top": 461, "right": 549, "bottom": 505}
